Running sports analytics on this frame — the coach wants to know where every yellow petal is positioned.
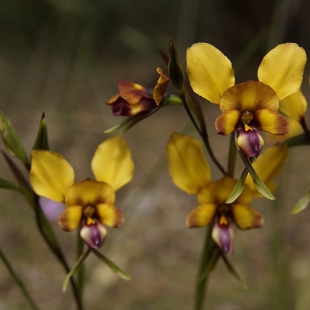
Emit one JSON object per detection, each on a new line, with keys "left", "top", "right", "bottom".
{"left": 215, "top": 110, "right": 241, "bottom": 135}
{"left": 186, "top": 203, "right": 217, "bottom": 227}
{"left": 65, "top": 179, "right": 115, "bottom": 207}
{"left": 280, "top": 89, "right": 307, "bottom": 122}
{"left": 91, "top": 135, "right": 134, "bottom": 191}
{"left": 254, "top": 109, "right": 289, "bottom": 134}
{"left": 258, "top": 43, "right": 307, "bottom": 101}
{"left": 231, "top": 204, "right": 264, "bottom": 229}
{"left": 166, "top": 132, "right": 211, "bottom": 194}
{"left": 219, "top": 81, "right": 279, "bottom": 112}
{"left": 198, "top": 177, "right": 237, "bottom": 205}
{"left": 58, "top": 206, "right": 83, "bottom": 231}
{"left": 245, "top": 145, "right": 288, "bottom": 197}
{"left": 96, "top": 203, "right": 124, "bottom": 227}
{"left": 30, "top": 150, "right": 74, "bottom": 202}
{"left": 186, "top": 43, "right": 235, "bottom": 104}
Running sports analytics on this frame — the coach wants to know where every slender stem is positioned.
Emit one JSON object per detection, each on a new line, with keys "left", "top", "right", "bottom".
{"left": 33, "top": 197, "right": 83, "bottom": 310}
{"left": 0, "top": 247, "right": 40, "bottom": 310}
{"left": 180, "top": 93, "right": 227, "bottom": 176}
{"left": 227, "top": 133, "right": 237, "bottom": 177}
{"left": 300, "top": 117, "right": 310, "bottom": 143}
{"left": 76, "top": 232, "right": 85, "bottom": 300}
{"left": 194, "top": 226, "right": 220, "bottom": 310}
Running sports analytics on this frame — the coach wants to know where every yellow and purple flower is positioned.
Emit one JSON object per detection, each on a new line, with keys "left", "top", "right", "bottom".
{"left": 106, "top": 68, "right": 169, "bottom": 116}
{"left": 30, "top": 135, "right": 134, "bottom": 249}
{"left": 166, "top": 132, "right": 287, "bottom": 254}
{"left": 186, "top": 43, "right": 307, "bottom": 157}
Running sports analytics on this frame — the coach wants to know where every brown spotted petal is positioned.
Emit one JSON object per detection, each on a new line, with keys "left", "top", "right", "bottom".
{"left": 65, "top": 179, "right": 115, "bottom": 208}
{"left": 118, "top": 80, "right": 151, "bottom": 103}
{"left": 80, "top": 221, "right": 107, "bottom": 249}
{"left": 106, "top": 80, "right": 157, "bottom": 116}
{"left": 254, "top": 109, "right": 289, "bottom": 134}
{"left": 231, "top": 203, "right": 264, "bottom": 230}
{"left": 212, "top": 220, "right": 234, "bottom": 254}
{"left": 237, "top": 129, "right": 264, "bottom": 158}
{"left": 219, "top": 81, "right": 279, "bottom": 113}
{"left": 215, "top": 110, "right": 241, "bottom": 135}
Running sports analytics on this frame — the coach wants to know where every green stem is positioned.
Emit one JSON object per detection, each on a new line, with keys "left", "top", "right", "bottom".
{"left": 227, "top": 133, "right": 237, "bottom": 177}
{"left": 194, "top": 226, "right": 220, "bottom": 310}
{"left": 76, "top": 232, "right": 85, "bottom": 300}
{"left": 179, "top": 92, "right": 227, "bottom": 176}
{"left": 33, "top": 197, "right": 83, "bottom": 310}
{"left": 0, "top": 247, "right": 40, "bottom": 310}
{"left": 300, "top": 117, "right": 310, "bottom": 143}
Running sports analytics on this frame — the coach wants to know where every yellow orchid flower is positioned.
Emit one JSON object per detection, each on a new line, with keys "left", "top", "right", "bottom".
{"left": 166, "top": 133, "right": 287, "bottom": 254}
{"left": 187, "top": 43, "right": 307, "bottom": 157}
{"left": 30, "top": 135, "right": 134, "bottom": 248}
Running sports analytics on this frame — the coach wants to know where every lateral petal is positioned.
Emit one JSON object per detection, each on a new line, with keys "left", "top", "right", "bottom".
{"left": 30, "top": 150, "right": 74, "bottom": 202}
{"left": 166, "top": 133, "right": 211, "bottom": 194}
{"left": 186, "top": 43, "right": 235, "bottom": 104}
{"left": 258, "top": 43, "right": 307, "bottom": 101}
{"left": 91, "top": 135, "right": 134, "bottom": 191}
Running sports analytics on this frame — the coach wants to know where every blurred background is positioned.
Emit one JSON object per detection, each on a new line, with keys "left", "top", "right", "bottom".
{"left": 1, "top": 0, "right": 310, "bottom": 309}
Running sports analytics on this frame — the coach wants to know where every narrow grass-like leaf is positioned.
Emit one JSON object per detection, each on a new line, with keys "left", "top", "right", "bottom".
{"left": 32, "top": 113, "right": 49, "bottom": 150}
{"left": 0, "top": 109, "right": 29, "bottom": 168}
{"left": 238, "top": 148, "right": 275, "bottom": 200}
{"left": 221, "top": 254, "right": 248, "bottom": 289}
{"left": 226, "top": 168, "right": 247, "bottom": 203}
{"left": 291, "top": 188, "right": 310, "bottom": 214}
{"left": 62, "top": 249, "right": 91, "bottom": 292}
{"left": 92, "top": 249, "right": 131, "bottom": 280}
{"left": 0, "top": 177, "right": 21, "bottom": 191}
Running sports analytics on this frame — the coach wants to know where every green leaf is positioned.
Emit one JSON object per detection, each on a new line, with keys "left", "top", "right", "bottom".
{"left": 1, "top": 151, "right": 33, "bottom": 202}
{"left": 92, "top": 249, "right": 131, "bottom": 280}
{"left": 62, "top": 249, "right": 91, "bottom": 292}
{"left": 238, "top": 147, "right": 275, "bottom": 200}
{"left": 283, "top": 133, "right": 309, "bottom": 148}
{"left": 221, "top": 254, "right": 248, "bottom": 289}
{"left": 32, "top": 113, "right": 49, "bottom": 150}
{"left": 226, "top": 168, "right": 247, "bottom": 203}
{"left": 0, "top": 177, "right": 20, "bottom": 191}
{"left": 168, "top": 40, "right": 184, "bottom": 91}
{"left": 0, "top": 109, "right": 29, "bottom": 168}
{"left": 291, "top": 188, "right": 310, "bottom": 214}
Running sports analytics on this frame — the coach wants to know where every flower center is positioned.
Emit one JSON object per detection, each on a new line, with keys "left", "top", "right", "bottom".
{"left": 217, "top": 204, "right": 230, "bottom": 226}
{"left": 83, "top": 206, "right": 96, "bottom": 225}
{"left": 241, "top": 110, "right": 254, "bottom": 131}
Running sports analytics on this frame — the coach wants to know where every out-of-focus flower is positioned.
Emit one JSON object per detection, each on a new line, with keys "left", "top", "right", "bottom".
{"left": 106, "top": 68, "right": 169, "bottom": 116}
{"left": 187, "top": 43, "right": 307, "bottom": 157}
{"left": 30, "top": 135, "right": 134, "bottom": 249}
{"left": 166, "top": 132, "right": 287, "bottom": 254}
{"left": 267, "top": 89, "right": 307, "bottom": 143}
